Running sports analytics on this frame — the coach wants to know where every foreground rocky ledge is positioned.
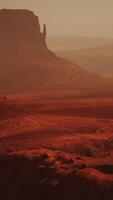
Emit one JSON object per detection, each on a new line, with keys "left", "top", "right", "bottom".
{"left": 0, "top": 149, "right": 113, "bottom": 200}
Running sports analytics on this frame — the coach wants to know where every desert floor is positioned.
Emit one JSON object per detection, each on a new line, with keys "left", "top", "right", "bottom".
{"left": 0, "top": 92, "right": 113, "bottom": 200}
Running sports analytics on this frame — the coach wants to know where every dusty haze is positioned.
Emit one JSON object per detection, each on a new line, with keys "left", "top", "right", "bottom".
{"left": 0, "top": 0, "right": 113, "bottom": 38}
{"left": 0, "top": 6, "right": 113, "bottom": 200}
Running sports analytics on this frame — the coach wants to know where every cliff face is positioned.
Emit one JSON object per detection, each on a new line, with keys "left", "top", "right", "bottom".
{"left": 0, "top": 9, "right": 49, "bottom": 57}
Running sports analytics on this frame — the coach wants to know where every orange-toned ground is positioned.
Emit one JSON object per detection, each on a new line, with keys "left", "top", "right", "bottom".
{"left": 0, "top": 93, "right": 113, "bottom": 199}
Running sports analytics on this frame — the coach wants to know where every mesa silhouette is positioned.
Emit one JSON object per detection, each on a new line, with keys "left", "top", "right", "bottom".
{"left": 0, "top": 9, "right": 112, "bottom": 95}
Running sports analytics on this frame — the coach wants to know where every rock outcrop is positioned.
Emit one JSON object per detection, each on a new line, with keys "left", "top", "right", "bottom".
{"left": 0, "top": 9, "right": 112, "bottom": 95}
{"left": 0, "top": 150, "right": 113, "bottom": 200}
{"left": 0, "top": 9, "right": 52, "bottom": 57}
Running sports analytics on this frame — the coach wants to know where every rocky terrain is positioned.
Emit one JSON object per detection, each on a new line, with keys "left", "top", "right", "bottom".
{"left": 1, "top": 149, "right": 113, "bottom": 200}
{"left": 0, "top": 9, "right": 113, "bottom": 200}
{"left": 0, "top": 94, "right": 113, "bottom": 199}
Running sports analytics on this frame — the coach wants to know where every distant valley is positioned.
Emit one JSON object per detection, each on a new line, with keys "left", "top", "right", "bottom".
{"left": 48, "top": 36, "right": 113, "bottom": 77}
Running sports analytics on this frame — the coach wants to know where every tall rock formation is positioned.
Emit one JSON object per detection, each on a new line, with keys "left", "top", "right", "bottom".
{"left": 0, "top": 9, "right": 112, "bottom": 95}
{"left": 43, "top": 24, "right": 47, "bottom": 42}
{"left": 0, "top": 9, "right": 52, "bottom": 58}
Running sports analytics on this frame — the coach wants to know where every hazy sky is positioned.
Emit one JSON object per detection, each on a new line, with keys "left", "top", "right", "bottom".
{"left": 0, "top": 0, "right": 113, "bottom": 38}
